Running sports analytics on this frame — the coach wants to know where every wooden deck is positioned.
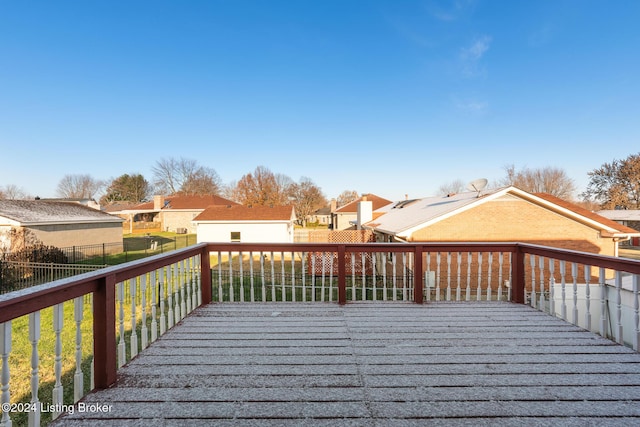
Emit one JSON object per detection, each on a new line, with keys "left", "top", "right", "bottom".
{"left": 53, "top": 302, "right": 640, "bottom": 426}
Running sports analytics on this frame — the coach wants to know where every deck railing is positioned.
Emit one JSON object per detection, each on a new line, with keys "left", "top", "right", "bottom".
{"left": 0, "top": 242, "right": 639, "bottom": 426}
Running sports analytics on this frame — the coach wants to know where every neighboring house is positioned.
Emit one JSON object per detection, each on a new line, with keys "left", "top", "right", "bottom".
{"left": 364, "top": 186, "right": 640, "bottom": 257}
{"left": 308, "top": 206, "right": 332, "bottom": 226}
{"left": 597, "top": 210, "right": 640, "bottom": 246}
{"left": 193, "top": 205, "right": 296, "bottom": 243}
{"left": 38, "top": 197, "right": 101, "bottom": 210}
{"left": 118, "top": 194, "right": 239, "bottom": 234}
{"left": 331, "top": 194, "right": 393, "bottom": 230}
{"left": 0, "top": 200, "right": 123, "bottom": 252}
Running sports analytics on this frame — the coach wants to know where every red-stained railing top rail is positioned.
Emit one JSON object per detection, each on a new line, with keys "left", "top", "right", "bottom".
{"left": 0, "top": 243, "right": 209, "bottom": 323}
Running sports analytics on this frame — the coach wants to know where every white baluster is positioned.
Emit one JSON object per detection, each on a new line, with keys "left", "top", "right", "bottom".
{"left": 402, "top": 253, "right": 408, "bottom": 301}
{"left": 320, "top": 252, "right": 326, "bottom": 302}
{"left": 538, "top": 256, "right": 545, "bottom": 312}
{"left": 130, "top": 279, "right": 138, "bottom": 359}
{"left": 118, "top": 282, "right": 126, "bottom": 367}
{"left": 196, "top": 255, "right": 202, "bottom": 307}
{"left": 616, "top": 271, "right": 623, "bottom": 344}
{"left": 584, "top": 265, "right": 592, "bottom": 332}
{"left": 260, "top": 252, "right": 267, "bottom": 302}
{"left": 351, "top": 253, "right": 356, "bottom": 301}
{"left": 456, "top": 252, "right": 462, "bottom": 301}
{"left": 52, "top": 304, "right": 64, "bottom": 420}
{"left": 392, "top": 253, "right": 398, "bottom": 301}
{"left": 291, "top": 252, "right": 296, "bottom": 302}
{"left": 371, "top": 253, "right": 377, "bottom": 301}
{"left": 73, "top": 297, "right": 84, "bottom": 403}
{"left": 328, "top": 251, "right": 334, "bottom": 302}
{"left": 560, "top": 261, "right": 567, "bottom": 320}
{"left": 446, "top": 252, "right": 452, "bottom": 301}
{"left": 362, "top": 252, "right": 367, "bottom": 301}
{"left": 159, "top": 268, "right": 167, "bottom": 336}
{"left": 599, "top": 268, "right": 607, "bottom": 338}
{"left": 281, "top": 252, "right": 286, "bottom": 301}
{"left": 250, "top": 252, "right": 256, "bottom": 302}
{"left": 435, "top": 252, "right": 440, "bottom": 301}
{"left": 239, "top": 252, "right": 245, "bottom": 302}
{"left": 530, "top": 255, "right": 536, "bottom": 308}
{"left": 302, "top": 252, "right": 307, "bottom": 302}
{"left": 28, "top": 311, "right": 41, "bottom": 427}
{"left": 487, "top": 252, "right": 493, "bottom": 301}
{"left": 184, "top": 259, "right": 192, "bottom": 314}
{"left": 167, "top": 266, "right": 175, "bottom": 328}
{"left": 228, "top": 253, "right": 234, "bottom": 302}
{"left": 633, "top": 274, "right": 639, "bottom": 351}
{"left": 548, "top": 260, "right": 556, "bottom": 317}
{"left": 572, "top": 263, "right": 578, "bottom": 325}
{"left": 476, "top": 252, "right": 483, "bottom": 301}
{"left": 151, "top": 270, "right": 158, "bottom": 342}
{"left": 270, "top": 252, "right": 276, "bottom": 302}
{"left": 425, "top": 253, "right": 431, "bottom": 302}
{"left": 141, "top": 274, "right": 148, "bottom": 350}
{"left": 465, "top": 252, "right": 471, "bottom": 301}
{"left": 217, "top": 252, "right": 224, "bottom": 302}
{"left": 310, "top": 253, "right": 316, "bottom": 302}
{"left": 497, "top": 252, "right": 503, "bottom": 301}
{"left": 173, "top": 264, "right": 181, "bottom": 325}
{"left": 180, "top": 261, "right": 187, "bottom": 318}
{"left": 382, "top": 255, "right": 388, "bottom": 301}
{"left": 1, "top": 321, "right": 11, "bottom": 427}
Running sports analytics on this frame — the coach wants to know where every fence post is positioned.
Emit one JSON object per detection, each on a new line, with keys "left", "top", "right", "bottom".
{"left": 338, "top": 245, "right": 346, "bottom": 305}
{"left": 201, "top": 247, "right": 212, "bottom": 305}
{"left": 414, "top": 245, "right": 424, "bottom": 304}
{"left": 103, "top": 243, "right": 106, "bottom": 265}
{"left": 511, "top": 245, "right": 526, "bottom": 304}
{"left": 93, "top": 273, "right": 117, "bottom": 389}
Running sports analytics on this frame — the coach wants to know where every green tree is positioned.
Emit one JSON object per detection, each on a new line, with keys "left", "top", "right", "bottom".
{"left": 101, "top": 173, "right": 151, "bottom": 204}
{"left": 582, "top": 152, "right": 640, "bottom": 209}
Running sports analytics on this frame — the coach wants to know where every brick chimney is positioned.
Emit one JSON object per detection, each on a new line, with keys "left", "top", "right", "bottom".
{"left": 154, "top": 195, "right": 165, "bottom": 210}
{"left": 330, "top": 198, "right": 337, "bottom": 212}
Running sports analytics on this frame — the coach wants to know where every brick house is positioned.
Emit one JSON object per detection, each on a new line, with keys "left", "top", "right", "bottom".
{"left": 331, "top": 194, "right": 393, "bottom": 230}
{"left": 365, "top": 186, "right": 639, "bottom": 257}
{"left": 120, "top": 194, "right": 239, "bottom": 234}
{"left": 0, "top": 200, "right": 123, "bottom": 252}
{"left": 193, "top": 205, "right": 296, "bottom": 243}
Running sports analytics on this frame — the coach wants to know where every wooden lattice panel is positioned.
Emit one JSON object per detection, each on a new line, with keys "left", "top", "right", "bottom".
{"left": 307, "top": 230, "right": 375, "bottom": 275}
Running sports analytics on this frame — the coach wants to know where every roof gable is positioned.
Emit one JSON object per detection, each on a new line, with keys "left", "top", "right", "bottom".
{"left": 193, "top": 205, "right": 295, "bottom": 222}
{"left": 335, "top": 194, "right": 393, "bottom": 213}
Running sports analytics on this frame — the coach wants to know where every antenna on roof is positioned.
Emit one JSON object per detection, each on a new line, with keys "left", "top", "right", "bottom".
{"left": 466, "top": 178, "right": 488, "bottom": 198}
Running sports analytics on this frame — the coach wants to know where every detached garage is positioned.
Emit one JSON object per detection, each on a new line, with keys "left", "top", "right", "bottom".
{"left": 193, "top": 205, "right": 296, "bottom": 243}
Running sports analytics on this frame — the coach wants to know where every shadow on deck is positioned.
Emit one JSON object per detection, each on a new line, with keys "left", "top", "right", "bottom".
{"left": 53, "top": 302, "right": 640, "bottom": 426}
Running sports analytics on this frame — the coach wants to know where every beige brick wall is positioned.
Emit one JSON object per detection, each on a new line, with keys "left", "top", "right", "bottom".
{"left": 160, "top": 211, "right": 200, "bottom": 233}
{"left": 409, "top": 195, "right": 614, "bottom": 256}
{"left": 28, "top": 222, "right": 123, "bottom": 249}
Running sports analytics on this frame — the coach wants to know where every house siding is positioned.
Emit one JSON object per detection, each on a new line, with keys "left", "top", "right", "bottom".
{"left": 160, "top": 211, "right": 200, "bottom": 233}
{"left": 196, "top": 222, "right": 293, "bottom": 243}
{"left": 408, "top": 195, "right": 613, "bottom": 256}
{"left": 27, "top": 222, "right": 123, "bottom": 250}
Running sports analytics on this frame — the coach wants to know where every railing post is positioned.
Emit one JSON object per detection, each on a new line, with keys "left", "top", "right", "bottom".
{"left": 414, "top": 245, "right": 424, "bottom": 304}
{"left": 338, "top": 245, "right": 346, "bottom": 305}
{"left": 201, "top": 247, "right": 212, "bottom": 305}
{"left": 511, "top": 245, "right": 526, "bottom": 304}
{"left": 93, "top": 273, "right": 116, "bottom": 389}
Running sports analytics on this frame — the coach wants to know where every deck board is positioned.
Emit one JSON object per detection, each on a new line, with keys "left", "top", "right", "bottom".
{"left": 52, "top": 302, "right": 640, "bottom": 426}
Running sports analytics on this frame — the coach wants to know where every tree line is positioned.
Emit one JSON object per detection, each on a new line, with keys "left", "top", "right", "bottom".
{"left": 2, "top": 152, "right": 640, "bottom": 211}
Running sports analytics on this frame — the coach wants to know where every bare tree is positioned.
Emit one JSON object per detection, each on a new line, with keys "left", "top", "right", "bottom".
{"left": 501, "top": 165, "right": 576, "bottom": 199}
{"left": 0, "top": 184, "right": 30, "bottom": 200}
{"left": 288, "top": 177, "right": 327, "bottom": 227}
{"left": 232, "top": 166, "right": 291, "bottom": 206}
{"left": 582, "top": 152, "right": 640, "bottom": 209}
{"left": 56, "top": 174, "right": 104, "bottom": 199}
{"left": 437, "top": 179, "right": 465, "bottom": 196}
{"left": 336, "top": 190, "right": 359, "bottom": 207}
{"left": 152, "top": 157, "right": 221, "bottom": 195}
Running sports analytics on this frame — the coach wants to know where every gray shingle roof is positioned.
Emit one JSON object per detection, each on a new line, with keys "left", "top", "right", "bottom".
{"left": 0, "top": 200, "right": 123, "bottom": 225}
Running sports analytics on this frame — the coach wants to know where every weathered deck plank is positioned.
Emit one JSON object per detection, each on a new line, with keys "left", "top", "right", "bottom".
{"left": 52, "top": 302, "right": 640, "bottom": 426}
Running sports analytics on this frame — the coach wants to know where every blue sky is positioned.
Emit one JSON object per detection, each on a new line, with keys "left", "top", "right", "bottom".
{"left": 1, "top": 0, "right": 639, "bottom": 202}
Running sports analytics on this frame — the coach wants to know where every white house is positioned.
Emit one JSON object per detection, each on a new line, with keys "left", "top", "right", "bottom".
{"left": 193, "top": 205, "right": 296, "bottom": 243}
